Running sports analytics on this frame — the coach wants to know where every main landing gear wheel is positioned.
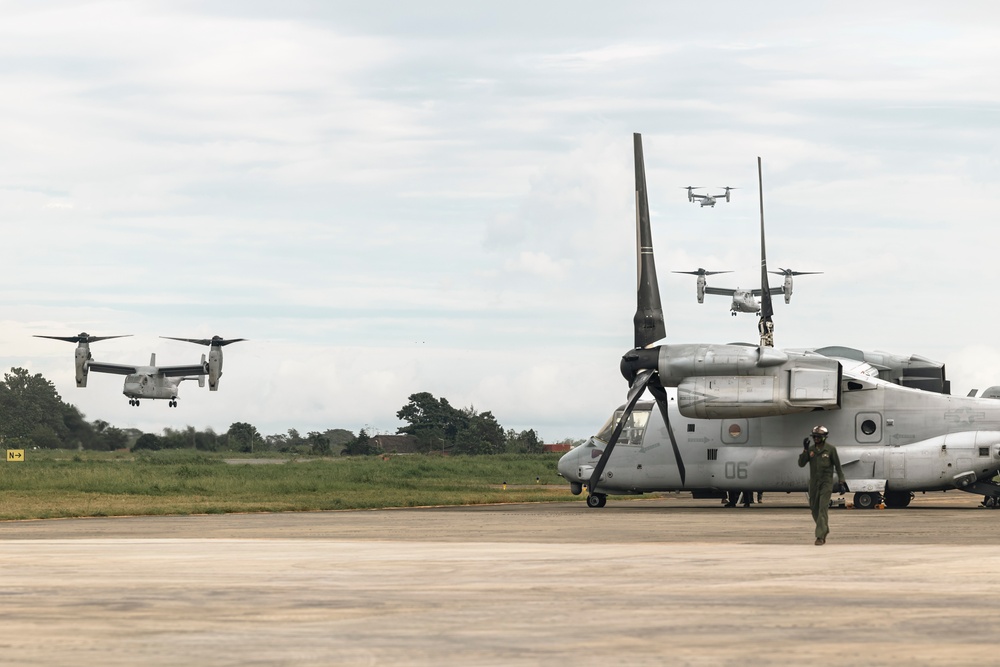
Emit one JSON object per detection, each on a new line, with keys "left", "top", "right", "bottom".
{"left": 854, "top": 491, "right": 882, "bottom": 509}
{"left": 168, "top": 400, "right": 177, "bottom": 408}
{"left": 586, "top": 494, "right": 607, "bottom": 508}
{"left": 883, "top": 490, "right": 913, "bottom": 508}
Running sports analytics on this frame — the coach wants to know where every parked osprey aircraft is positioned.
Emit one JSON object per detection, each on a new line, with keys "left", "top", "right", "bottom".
{"left": 682, "top": 186, "right": 736, "bottom": 207}
{"left": 556, "top": 133, "right": 1000, "bottom": 510}
{"left": 674, "top": 267, "right": 820, "bottom": 316}
{"left": 34, "top": 333, "right": 244, "bottom": 407}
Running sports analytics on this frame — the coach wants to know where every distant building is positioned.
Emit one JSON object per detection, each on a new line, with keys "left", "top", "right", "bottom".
{"left": 542, "top": 443, "right": 572, "bottom": 453}
{"left": 372, "top": 434, "right": 421, "bottom": 454}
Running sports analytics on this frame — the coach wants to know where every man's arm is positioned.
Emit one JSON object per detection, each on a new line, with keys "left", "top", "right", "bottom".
{"left": 798, "top": 439, "right": 811, "bottom": 468}
{"left": 832, "top": 446, "right": 845, "bottom": 483}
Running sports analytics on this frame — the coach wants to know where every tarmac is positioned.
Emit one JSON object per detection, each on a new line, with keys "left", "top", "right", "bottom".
{"left": 1, "top": 491, "right": 999, "bottom": 666}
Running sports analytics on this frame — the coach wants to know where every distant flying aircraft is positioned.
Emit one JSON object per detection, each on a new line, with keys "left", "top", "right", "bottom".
{"left": 34, "top": 333, "right": 245, "bottom": 407}
{"left": 674, "top": 269, "right": 820, "bottom": 317}
{"left": 682, "top": 186, "right": 736, "bottom": 207}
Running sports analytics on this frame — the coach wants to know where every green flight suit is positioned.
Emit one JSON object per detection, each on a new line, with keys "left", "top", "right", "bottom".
{"left": 797, "top": 441, "right": 845, "bottom": 540}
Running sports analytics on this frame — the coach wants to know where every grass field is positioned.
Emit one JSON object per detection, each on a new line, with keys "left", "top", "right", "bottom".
{"left": 0, "top": 450, "right": 578, "bottom": 520}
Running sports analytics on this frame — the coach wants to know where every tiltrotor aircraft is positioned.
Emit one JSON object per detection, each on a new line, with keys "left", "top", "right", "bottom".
{"left": 674, "top": 267, "right": 820, "bottom": 316}
{"left": 557, "top": 133, "right": 1000, "bottom": 510}
{"left": 34, "top": 333, "right": 245, "bottom": 407}
{"left": 682, "top": 186, "right": 736, "bottom": 207}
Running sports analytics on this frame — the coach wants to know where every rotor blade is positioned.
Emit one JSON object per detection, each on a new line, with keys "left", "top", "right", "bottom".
{"left": 161, "top": 336, "right": 247, "bottom": 347}
{"left": 772, "top": 268, "right": 821, "bottom": 277}
{"left": 647, "top": 376, "right": 686, "bottom": 485}
{"left": 33, "top": 333, "right": 131, "bottom": 344}
{"left": 589, "top": 369, "right": 653, "bottom": 495}
{"left": 672, "top": 269, "right": 733, "bottom": 276}
{"left": 633, "top": 133, "right": 666, "bottom": 349}
{"left": 757, "top": 156, "right": 774, "bottom": 323}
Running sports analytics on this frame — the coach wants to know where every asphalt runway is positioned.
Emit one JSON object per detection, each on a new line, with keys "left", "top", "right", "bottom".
{"left": 2, "top": 492, "right": 998, "bottom": 666}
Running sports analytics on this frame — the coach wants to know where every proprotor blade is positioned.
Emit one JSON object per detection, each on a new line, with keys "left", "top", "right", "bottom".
{"left": 770, "top": 268, "right": 823, "bottom": 277}
{"left": 33, "top": 333, "right": 131, "bottom": 344}
{"left": 633, "top": 133, "right": 666, "bottom": 349}
{"left": 672, "top": 269, "right": 733, "bottom": 277}
{"left": 757, "top": 157, "right": 775, "bottom": 348}
{"left": 757, "top": 157, "right": 774, "bottom": 323}
{"left": 161, "top": 335, "right": 247, "bottom": 347}
{"left": 590, "top": 369, "right": 654, "bottom": 495}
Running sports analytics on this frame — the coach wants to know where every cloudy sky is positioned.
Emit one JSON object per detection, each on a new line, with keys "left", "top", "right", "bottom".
{"left": 2, "top": 1, "right": 1000, "bottom": 442}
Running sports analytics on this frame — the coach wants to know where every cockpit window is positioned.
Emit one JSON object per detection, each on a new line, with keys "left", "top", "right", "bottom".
{"left": 594, "top": 408, "right": 651, "bottom": 447}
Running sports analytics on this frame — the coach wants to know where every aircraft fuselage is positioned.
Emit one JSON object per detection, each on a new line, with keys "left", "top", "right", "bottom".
{"left": 558, "top": 379, "right": 1000, "bottom": 498}
{"left": 730, "top": 289, "right": 759, "bottom": 314}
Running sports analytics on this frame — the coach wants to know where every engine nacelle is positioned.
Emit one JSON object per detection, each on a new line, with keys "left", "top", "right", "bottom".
{"left": 207, "top": 346, "right": 223, "bottom": 391}
{"left": 783, "top": 274, "right": 792, "bottom": 304}
{"left": 657, "top": 344, "right": 842, "bottom": 418}
{"left": 75, "top": 345, "right": 90, "bottom": 388}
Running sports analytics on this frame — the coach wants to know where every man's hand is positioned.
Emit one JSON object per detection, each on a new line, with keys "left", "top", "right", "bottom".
{"left": 834, "top": 482, "right": 848, "bottom": 494}
{"left": 802, "top": 437, "right": 810, "bottom": 451}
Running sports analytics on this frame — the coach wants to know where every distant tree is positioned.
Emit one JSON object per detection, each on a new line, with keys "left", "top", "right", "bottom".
{"left": 397, "top": 392, "right": 528, "bottom": 455}
{"left": 307, "top": 431, "right": 332, "bottom": 456}
{"left": 226, "top": 422, "right": 261, "bottom": 452}
{"left": 194, "top": 428, "right": 219, "bottom": 451}
{"left": 454, "top": 409, "right": 505, "bottom": 455}
{"left": 102, "top": 427, "right": 129, "bottom": 451}
{"left": 132, "top": 433, "right": 161, "bottom": 452}
{"left": 341, "top": 428, "right": 381, "bottom": 456}
{"left": 0, "top": 368, "right": 85, "bottom": 446}
{"left": 505, "top": 428, "right": 542, "bottom": 454}
{"left": 397, "top": 392, "right": 462, "bottom": 452}
{"left": 29, "top": 425, "right": 62, "bottom": 449}
{"left": 323, "top": 429, "right": 355, "bottom": 448}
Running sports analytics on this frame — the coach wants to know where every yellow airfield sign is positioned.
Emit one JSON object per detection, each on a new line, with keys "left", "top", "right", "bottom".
{"left": 6, "top": 449, "right": 24, "bottom": 462}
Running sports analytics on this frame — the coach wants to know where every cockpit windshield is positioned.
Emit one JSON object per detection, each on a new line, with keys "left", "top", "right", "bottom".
{"left": 594, "top": 407, "right": 651, "bottom": 447}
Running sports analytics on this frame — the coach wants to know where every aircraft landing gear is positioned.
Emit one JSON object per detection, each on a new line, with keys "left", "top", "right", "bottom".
{"left": 586, "top": 493, "right": 607, "bottom": 508}
{"left": 883, "top": 490, "right": 913, "bottom": 508}
{"left": 730, "top": 311, "right": 737, "bottom": 317}
{"left": 168, "top": 400, "right": 177, "bottom": 408}
{"left": 854, "top": 491, "right": 882, "bottom": 509}
{"left": 128, "top": 399, "right": 140, "bottom": 407}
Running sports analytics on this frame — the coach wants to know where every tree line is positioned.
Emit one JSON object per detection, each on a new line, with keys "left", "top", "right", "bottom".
{"left": 0, "top": 369, "right": 556, "bottom": 455}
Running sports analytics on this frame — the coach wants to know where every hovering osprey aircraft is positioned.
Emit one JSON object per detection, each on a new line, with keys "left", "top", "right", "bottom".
{"left": 557, "top": 134, "right": 1000, "bottom": 510}
{"left": 674, "top": 267, "right": 820, "bottom": 316}
{"left": 682, "top": 186, "right": 736, "bottom": 207}
{"left": 34, "top": 333, "right": 245, "bottom": 407}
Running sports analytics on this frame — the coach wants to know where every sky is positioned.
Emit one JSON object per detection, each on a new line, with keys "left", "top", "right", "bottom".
{"left": 3, "top": 1, "right": 1000, "bottom": 443}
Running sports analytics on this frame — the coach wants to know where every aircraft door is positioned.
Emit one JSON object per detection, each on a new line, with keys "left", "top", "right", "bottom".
{"left": 855, "top": 412, "right": 882, "bottom": 444}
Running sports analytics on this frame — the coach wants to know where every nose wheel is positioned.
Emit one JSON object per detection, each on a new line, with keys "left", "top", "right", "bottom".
{"left": 586, "top": 493, "right": 607, "bottom": 508}
{"left": 169, "top": 400, "right": 177, "bottom": 408}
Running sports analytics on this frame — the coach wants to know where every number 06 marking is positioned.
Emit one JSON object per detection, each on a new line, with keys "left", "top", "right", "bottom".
{"left": 724, "top": 461, "right": 748, "bottom": 479}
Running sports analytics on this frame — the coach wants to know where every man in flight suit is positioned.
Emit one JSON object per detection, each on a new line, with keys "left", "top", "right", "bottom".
{"left": 798, "top": 425, "right": 847, "bottom": 545}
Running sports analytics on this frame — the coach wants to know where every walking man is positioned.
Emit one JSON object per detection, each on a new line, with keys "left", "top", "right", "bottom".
{"left": 798, "top": 425, "right": 847, "bottom": 545}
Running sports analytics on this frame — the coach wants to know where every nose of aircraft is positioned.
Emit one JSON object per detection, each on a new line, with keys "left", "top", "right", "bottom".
{"left": 556, "top": 447, "right": 577, "bottom": 480}
{"left": 557, "top": 438, "right": 598, "bottom": 487}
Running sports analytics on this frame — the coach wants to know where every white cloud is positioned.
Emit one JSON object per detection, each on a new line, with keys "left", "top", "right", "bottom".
{"left": 1, "top": 2, "right": 1000, "bottom": 443}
